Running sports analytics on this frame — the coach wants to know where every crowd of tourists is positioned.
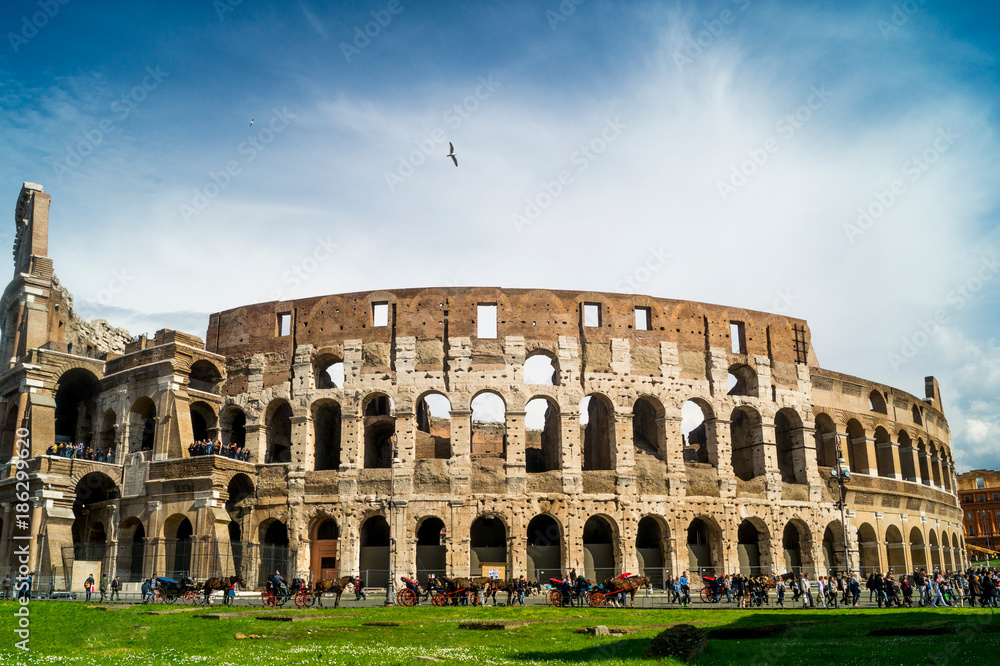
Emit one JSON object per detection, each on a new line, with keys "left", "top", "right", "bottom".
{"left": 45, "top": 442, "right": 115, "bottom": 462}
{"left": 188, "top": 439, "right": 249, "bottom": 460}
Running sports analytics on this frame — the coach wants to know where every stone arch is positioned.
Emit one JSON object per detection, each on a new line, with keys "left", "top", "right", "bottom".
{"left": 737, "top": 517, "right": 772, "bottom": 576}
{"left": 71, "top": 471, "right": 118, "bottom": 565}
{"left": 730, "top": 405, "right": 764, "bottom": 481}
{"left": 363, "top": 392, "right": 395, "bottom": 468}
{"left": 897, "top": 430, "right": 916, "bottom": 482}
{"left": 928, "top": 529, "right": 941, "bottom": 572}
{"left": 526, "top": 514, "right": 562, "bottom": 582}
{"left": 97, "top": 409, "right": 116, "bottom": 456}
{"left": 163, "top": 513, "right": 194, "bottom": 578}
{"left": 359, "top": 514, "right": 390, "bottom": 586}
{"left": 687, "top": 516, "right": 722, "bottom": 576}
{"left": 189, "top": 359, "right": 223, "bottom": 393}
{"left": 929, "top": 442, "right": 943, "bottom": 487}
{"left": 311, "top": 516, "right": 340, "bottom": 581}
{"left": 941, "top": 531, "right": 954, "bottom": 571}
{"left": 265, "top": 399, "right": 292, "bottom": 464}
{"left": 189, "top": 400, "right": 217, "bottom": 444}
{"left": 886, "top": 524, "right": 906, "bottom": 573}
{"left": 636, "top": 515, "right": 670, "bottom": 586}
{"left": 874, "top": 426, "right": 895, "bottom": 478}
{"left": 313, "top": 352, "right": 345, "bottom": 389}
{"left": 911, "top": 404, "right": 922, "bottom": 425}
{"left": 259, "top": 518, "right": 290, "bottom": 584}
{"left": 524, "top": 350, "right": 559, "bottom": 386}
{"left": 857, "top": 523, "right": 880, "bottom": 576}
{"left": 581, "top": 393, "right": 615, "bottom": 471}
{"left": 54, "top": 367, "right": 102, "bottom": 445}
{"left": 311, "top": 399, "right": 342, "bottom": 471}
{"left": 813, "top": 412, "right": 838, "bottom": 468}
{"left": 471, "top": 390, "right": 506, "bottom": 457}
{"left": 681, "top": 398, "right": 715, "bottom": 465}
{"left": 951, "top": 533, "right": 961, "bottom": 571}
{"left": 821, "top": 520, "right": 847, "bottom": 575}
{"left": 917, "top": 438, "right": 930, "bottom": 485}
{"left": 220, "top": 405, "right": 247, "bottom": 448}
{"left": 845, "top": 419, "right": 867, "bottom": 474}
{"left": 728, "top": 363, "right": 757, "bottom": 397}
{"left": 470, "top": 515, "right": 508, "bottom": 577}
{"left": 782, "top": 519, "right": 814, "bottom": 574}
{"left": 415, "top": 391, "right": 451, "bottom": 459}
{"left": 774, "top": 407, "right": 807, "bottom": 484}
{"left": 116, "top": 516, "right": 146, "bottom": 582}
{"left": 869, "top": 389, "right": 887, "bottom": 414}
{"left": 633, "top": 395, "right": 664, "bottom": 459}
{"left": 128, "top": 396, "right": 157, "bottom": 453}
{"left": 525, "top": 395, "right": 561, "bottom": 473}
{"left": 908, "top": 526, "right": 927, "bottom": 572}
{"left": 414, "top": 515, "right": 446, "bottom": 583}
{"left": 583, "top": 514, "right": 619, "bottom": 580}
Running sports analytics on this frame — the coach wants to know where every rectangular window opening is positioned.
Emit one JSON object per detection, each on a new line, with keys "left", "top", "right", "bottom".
{"left": 730, "top": 321, "right": 747, "bottom": 354}
{"left": 477, "top": 303, "right": 498, "bottom": 338}
{"left": 372, "top": 302, "right": 389, "bottom": 327}
{"left": 583, "top": 303, "right": 601, "bottom": 328}
{"left": 635, "top": 307, "right": 651, "bottom": 331}
{"left": 277, "top": 312, "right": 292, "bottom": 336}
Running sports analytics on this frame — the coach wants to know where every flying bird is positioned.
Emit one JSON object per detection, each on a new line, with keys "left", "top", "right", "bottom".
{"left": 249, "top": 118, "right": 254, "bottom": 127}
{"left": 447, "top": 142, "right": 458, "bottom": 167}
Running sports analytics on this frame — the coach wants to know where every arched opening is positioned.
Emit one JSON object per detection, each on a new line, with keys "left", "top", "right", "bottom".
{"left": 128, "top": 397, "right": 157, "bottom": 453}
{"left": 526, "top": 515, "right": 562, "bottom": 583}
{"left": 774, "top": 408, "right": 806, "bottom": 484}
{"left": 857, "top": 523, "right": 879, "bottom": 576}
{"left": 886, "top": 525, "right": 906, "bottom": 573}
{"left": 941, "top": 532, "right": 954, "bottom": 571}
{"left": 636, "top": 517, "right": 668, "bottom": 587}
{"left": 581, "top": 395, "right": 614, "bottom": 471}
{"left": 415, "top": 517, "right": 446, "bottom": 583}
{"left": 813, "top": 413, "right": 838, "bottom": 468}
{"left": 164, "top": 515, "right": 193, "bottom": 578}
{"left": 311, "top": 518, "right": 339, "bottom": 581}
{"left": 97, "top": 409, "right": 116, "bottom": 459}
{"left": 951, "top": 534, "right": 961, "bottom": 572}
{"left": 869, "top": 389, "right": 887, "bottom": 414}
{"left": 314, "top": 354, "right": 345, "bottom": 389}
{"left": 221, "top": 407, "right": 247, "bottom": 449}
{"left": 930, "top": 444, "right": 943, "bottom": 487}
{"left": 898, "top": 431, "right": 916, "bottom": 482}
{"left": 226, "top": 473, "right": 255, "bottom": 513}
{"left": 266, "top": 401, "right": 292, "bottom": 464}
{"left": 929, "top": 530, "right": 941, "bottom": 572}
{"left": 737, "top": 520, "right": 765, "bottom": 576}
{"left": 910, "top": 526, "right": 929, "bottom": 572}
{"left": 822, "top": 521, "right": 846, "bottom": 575}
{"left": 917, "top": 439, "right": 930, "bottom": 485}
{"left": 681, "top": 399, "right": 713, "bottom": 464}
{"left": 189, "top": 401, "right": 216, "bottom": 444}
{"left": 228, "top": 522, "right": 243, "bottom": 578}
{"left": 189, "top": 360, "right": 223, "bottom": 393}
{"left": 632, "top": 397, "right": 662, "bottom": 458}
{"left": 359, "top": 515, "right": 390, "bottom": 587}
{"left": 525, "top": 397, "right": 560, "bottom": 473}
{"left": 730, "top": 406, "right": 764, "bottom": 481}
{"left": 415, "top": 392, "right": 451, "bottom": 459}
{"left": 260, "top": 520, "right": 290, "bottom": 585}
{"left": 782, "top": 522, "right": 803, "bottom": 573}
{"left": 0, "top": 403, "right": 19, "bottom": 462}
{"left": 583, "top": 516, "right": 616, "bottom": 581}
{"left": 54, "top": 368, "right": 101, "bottom": 446}
{"left": 470, "top": 516, "right": 507, "bottom": 577}
{"left": 524, "top": 352, "right": 558, "bottom": 385}
{"left": 116, "top": 518, "right": 146, "bottom": 582}
{"left": 912, "top": 405, "right": 922, "bottom": 425}
{"left": 874, "top": 426, "right": 895, "bottom": 478}
{"left": 687, "top": 517, "right": 719, "bottom": 575}
{"left": 471, "top": 391, "right": 506, "bottom": 457}
{"left": 845, "top": 419, "right": 867, "bottom": 474}
{"left": 727, "top": 364, "right": 757, "bottom": 397}
{"left": 312, "top": 400, "right": 342, "bottom": 471}
{"left": 363, "top": 394, "right": 395, "bottom": 468}
{"left": 71, "top": 472, "right": 118, "bottom": 564}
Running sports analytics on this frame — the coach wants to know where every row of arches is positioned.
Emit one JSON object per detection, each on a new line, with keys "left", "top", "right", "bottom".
{"left": 857, "top": 523, "right": 963, "bottom": 575}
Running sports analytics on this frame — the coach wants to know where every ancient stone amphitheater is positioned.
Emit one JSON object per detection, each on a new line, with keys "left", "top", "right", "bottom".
{"left": 0, "top": 183, "right": 965, "bottom": 592}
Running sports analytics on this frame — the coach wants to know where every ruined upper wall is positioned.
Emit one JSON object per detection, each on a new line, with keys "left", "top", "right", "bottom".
{"left": 207, "top": 287, "right": 816, "bottom": 373}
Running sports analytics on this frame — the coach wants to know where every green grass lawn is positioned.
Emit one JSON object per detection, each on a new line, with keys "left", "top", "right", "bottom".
{"left": 0, "top": 601, "right": 997, "bottom": 665}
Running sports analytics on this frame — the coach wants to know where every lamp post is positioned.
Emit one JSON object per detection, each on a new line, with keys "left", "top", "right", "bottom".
{"left": 384, "top": 435, "right": 400, "bottom": 606}
{"left": 827, "top": 446, "right": 852, "bottom": 574}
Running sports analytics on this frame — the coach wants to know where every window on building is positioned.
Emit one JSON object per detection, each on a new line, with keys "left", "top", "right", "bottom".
{"left": 967, "top": 512, "right": 973, "bottom": 519}
{"left": 994, "top": 493, "right": 999, "bottom": 501}
{"left": 277, "top": 313, "right": 291, "bottom": 336}
{"left": 969, "top": 526, "right": 976, "bottom": 536}
{"left": 965, "top": 496, "right": 973, "bottom": 503}
{"left": 581, "top": 303, "right": 600, "bottom": 328}
{"left": 730, "top": 322, "right": 746, "bottom": 353}
{"left": 635, "top": 307, "right": 651, "bottom": 331}
{"left": 976, "top": 477, "right": 986, "bottom": 489}
{"left": 372, "top": 302, "right": 389, "bottom": 327}
{"left": 980, "top": 495, "right": 986, "bottom": 502}
{"left": 477, "top": 303, "right": 497, "bottom": 339}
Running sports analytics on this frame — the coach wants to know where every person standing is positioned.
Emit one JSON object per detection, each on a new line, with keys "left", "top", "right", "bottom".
{"left": 775, "top": 578, "right": 785, "bottom": 607}
{"left": 141, "top": 578, "right": 152, "bottom": 603}
{"left": 800, "top": 573, "right": 813, "bottom": 608}
{"left": 1, "top": 575, "right": 11, "bottom": 600}
{"left": 679, "top": 572, "right": 690, "bottom": 608}
{"left": 99, "top": 574, "right": 109, "bottom": 602}
{"left": 84, "top": 574, "right": 95, "bottom": 602}
{"left": 355, "top": 576, "right": 366, "bottom": 602}
{"left": 110, "top": 575, "right": 121, "bottom": 601}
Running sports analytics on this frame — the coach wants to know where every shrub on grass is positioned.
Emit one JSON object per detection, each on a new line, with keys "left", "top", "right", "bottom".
{"left": 643, "top": 624, "right": 707, "bottom": 662}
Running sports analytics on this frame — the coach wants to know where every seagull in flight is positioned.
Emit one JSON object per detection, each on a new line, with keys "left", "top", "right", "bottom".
{"left": 447, "top": 142, "right": 458, "bottom": 167}
{"left": 249, "top": 118, "right": 254, "bottom": 127}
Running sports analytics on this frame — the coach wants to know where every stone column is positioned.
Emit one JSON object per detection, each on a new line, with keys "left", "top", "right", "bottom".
{"left": 614, "top": 413, "right": 635, "bottom": 496}
{"left": 759, "top": 418, "right": 781, "bottom": 500}
{"left": 244, "top": 423, "right": 264, "bottom": 464}
{"left": 708, "top": 418, "right": 735, "bottom": 498}
{"left": 290, "top": 413, "right": 311, "bottom": 470}
{"left": 560, "top": 410, "right": 582, "bottom": 495}
{"left": 663, "top": 416, "right": 686, "bottom": 498}
{"left": 505, "top": 410, "right": 526, "bottom": 495}
{"left": 448, "top": 410, "right": 471, "bottom": 496}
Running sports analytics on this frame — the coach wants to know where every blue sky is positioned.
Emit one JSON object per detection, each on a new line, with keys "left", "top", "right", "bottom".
{"left": 1, "top": 0, "right": 998, "bottom": 471}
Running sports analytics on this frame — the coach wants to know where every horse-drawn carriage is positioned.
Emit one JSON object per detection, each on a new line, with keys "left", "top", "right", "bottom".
{"left": 260, "top": 576, "right": 311, "bottom": 608}
{"left": 586, "top": 574, "right": 651, "bottom": 607}
{"left": 150, "top": 576, "right": 197, "bottom": 604}
{"left": 396, "top": 577, "right": 422, "bottom": 606}
{"left": 427, "top": 576, "right": 482, "bottom": 606}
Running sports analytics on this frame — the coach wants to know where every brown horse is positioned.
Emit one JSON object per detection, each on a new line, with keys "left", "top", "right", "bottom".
{"left": 313, "top": 576, "right": 355, "bottom": 607}
{"left": 201, "top": 575, "right": 246, "bottom": 604}
{"left": 602, "top": 575, "right": 651, "bottom": 607}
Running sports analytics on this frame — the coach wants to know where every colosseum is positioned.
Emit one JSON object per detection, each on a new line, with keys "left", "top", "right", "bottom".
{"left": 0, "top": 183, "right": 967, "bottom": 593}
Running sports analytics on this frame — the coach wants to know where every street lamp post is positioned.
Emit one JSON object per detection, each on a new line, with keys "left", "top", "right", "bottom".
{"left": 385, "top": 436, "right": 400, "bottom": 606}
{"left": 827, "top": 446, "right": 852, "bottom": 574}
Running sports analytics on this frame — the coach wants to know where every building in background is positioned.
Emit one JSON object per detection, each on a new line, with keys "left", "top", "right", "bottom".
{"left": 958, "top": 469, "right": 1000, "bottom": 563}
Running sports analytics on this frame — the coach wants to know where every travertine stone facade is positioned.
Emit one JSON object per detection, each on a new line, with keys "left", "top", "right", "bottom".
{"left": 0, "top": 183, "right": 966, "bottom": 591}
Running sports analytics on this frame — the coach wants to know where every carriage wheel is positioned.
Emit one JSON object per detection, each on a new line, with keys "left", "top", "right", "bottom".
{"left": 549, "top": 590, "right": 564, "bottom": 607}
{"left": 431, "top": 592, "right": 447, "bottom": 607}
{"left": 294, "top": 591, "right": 311, "bottom": 609}
{"left": 397, "top": 589, "right": 417, "bottom": 607}
{"left": 182, "top": 591, "right": 198, "bottom": 606}
{"left": 261, "top": 590, "right": 277, "bottom": 607}
{"left": 151, "top": 588, "right": 166, "bottom": 604}
{"left": 589, "top": 592, "right": 605, "bottom": 608}
{"left": 700, "top": 587, "right": 713, "bottom": 603}
{"left": 469, "top": 591, "right": 481, "bottom": 607}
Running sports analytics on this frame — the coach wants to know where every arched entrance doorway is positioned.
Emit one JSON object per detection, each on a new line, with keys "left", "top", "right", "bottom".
{"left": 885, "top": 525, "right": 906, "bottom": 572}
{"left": 116, "top": 518, "right": 146, "bottom": 582}
{"left": 359, "top": 515, "right": 390, "bottom": 587}
{"left": 687, "top": 518, "right": 719, "bottom": 576}
{"left": 526, "top": 515, "right": 562, "bottom": 583}
{"left": 311, "top": 518, "right": 339, "bottom": 582}
{"left": 583, "top": 515, "right": 616, "bottom": 581}
{"left": 415, "top": 517, "right": 446, "bottom": 583}
{"left": 636, "top": 517, "right": 668, "bottom": 587}
{"left": 737, "top": 520, "right": 765, "bottom": 576}
{"left": 260, "top": 520, "right": 289, "bottom": 586}
{"left": 163, "top": 515, "right": 193, "bottom": 578}
{"left": 470, "top": 516, "right": 507, "bottom": 578}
